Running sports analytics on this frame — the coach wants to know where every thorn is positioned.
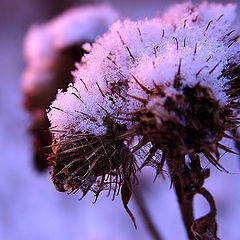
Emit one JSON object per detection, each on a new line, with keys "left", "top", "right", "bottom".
{"left": 228, "top": 39, "right": 237, "bottom": 48}
{"left": 51, "top": 106, "right": 65, "bottom": 112}
{"left": 141, "top": 147, "right": 157, "bottom": 169}
{"left": 126, "top": 45, "right": 135, "bottom": 63}
{"left": 118, "top": 71, "right": 125, "bottom": 78}
{"left": 184, "top": 19, "right": 187, "bottom": 28}
{"left": 130, "top": 74, "right": 151, "bottom": 94}
{"left": 192, "top": 15, "right": 199, "bottom": 23}
{"left": 206, "top": 56, "right": 212, "bottom": 62}
{"left": 174, "top": 58, "right": 182, "bottom": 90}
{"left": 79, "top": 188, "right": 90, "bottom": 200}
{"left": 218, "top": 143, "right": 238, "bottom": 154}
{"left": 209, "top": 61, "right": 221, "bottom": 75}
{"left": 194, "top": 42, "right": 197, "bottom": 56}
{"left": 127, "top": 94, "right": 148, "bottom": 104}
{"left": 196, "top": 66, "right": 208, "bottom": 77}
{"left": 205, "top": 20, "right": 213, "bottom": 34}
{"left": 117, "top": 31, "right": 125, "bottom": 45}
{"left": 153, "top": 81, "right": 165, "bottom": 96}
{"left": 72, "top": 86, "right": 79, "bottom": 92}
{"left": 113, "top": 169, "right": 120, "bottom": 200}
{"left": 203, "top": 151, "right": 229, "bottom": 173}
{"left": 78, "top": 112, "right": 97, "bottom": 121}
{"left": 154, "top": 152, "right": 167, "bottom": 182}
{"left": 172, "top": 37, "right": 179, "bottom": 51}
{"left": 97, "top": 104, "right": 109, "bottom": 115}
{"left": 111, "top": 115, "right": 137, "bottom": 122}
{"left": 137, "top": 27, "right": 143, "bottom": 43}
{"left": 80, "top": 78, "right": 88, "bottom": 91}
{"left": 117, "top": 31, "right": 135, "bottom": 63}
{"left": 96, "top": 82, "right": 105, "bottom": 97}
{"left": 162, "top": 29, "right": 165, "bottom": 39}
{"left": 107, "top": 56, "right": 117, "bottom": 66}
{"left": 226, "top": 30, "right": 236, "bottom": 37}
{"left": 153, "top": 46, "right": 160, "bottom": 58}
{"left": 223, "top": 132, "right": 239, "bottom": 141}
{"left": 71, "top": 92, "right": 84, "bottom": 103}
{"left": 215, "top": 148, "right": 220, "bottom": 160}
{"left": 184, "top": 37, "right": 187, "bottom": 47}
{"left": 113, "top": 90, "right": 126, "bottom": 101}
{"left": 217, "top": 14, "right": 224, "bottom": 21}
{"left": 92, "top": 190, "right": 102, "bottom": 204}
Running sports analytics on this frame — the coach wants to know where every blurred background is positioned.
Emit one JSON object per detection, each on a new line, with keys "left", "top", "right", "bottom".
{"left": 0, "top": 0, "right": 240, "bottom": 239}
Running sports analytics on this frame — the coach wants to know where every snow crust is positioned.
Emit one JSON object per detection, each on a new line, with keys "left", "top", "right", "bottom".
{"left": 48, "top": 2, "right": 240, "bottom": 137}
{"left": 21, "top": 4, "right": 118, "bottom": 93}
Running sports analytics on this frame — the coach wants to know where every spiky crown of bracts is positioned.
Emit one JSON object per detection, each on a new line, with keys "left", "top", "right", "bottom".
{"left": 47, "top": 2, "right": 240, "bottom": 228}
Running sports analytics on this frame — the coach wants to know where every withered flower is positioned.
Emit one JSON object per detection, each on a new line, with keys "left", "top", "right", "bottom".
{"left": 46, "top": 2, "right": 239, "bottom": 239}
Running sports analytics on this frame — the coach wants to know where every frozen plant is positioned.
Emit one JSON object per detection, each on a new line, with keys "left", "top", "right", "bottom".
{"left": 29, "top": 1, "right": 239, "bottom": 239}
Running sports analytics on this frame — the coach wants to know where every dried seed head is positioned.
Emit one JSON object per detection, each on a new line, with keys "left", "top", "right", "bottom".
{"left": 134, "top": 84, "right": 232, "bottom": 157}
{"left": 49, "top": 118, "right": 136, "bottom": 199}
{"left": 47, "top": 2, "right": 239, "bottom": 221}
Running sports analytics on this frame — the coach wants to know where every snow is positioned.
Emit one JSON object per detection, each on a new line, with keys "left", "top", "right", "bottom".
{"left": 1, "top": 1, "right": 240, "bottom": 240}
{"left": 48, "top": 2, "right": 240, "bottom": 138}
{"left": 21, "top": 4, "right": 118, "bottom": 93}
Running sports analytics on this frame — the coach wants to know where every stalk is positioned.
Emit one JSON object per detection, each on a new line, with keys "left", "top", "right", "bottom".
{"left": 166, "top": 156, "right": 195, "bottom": 240}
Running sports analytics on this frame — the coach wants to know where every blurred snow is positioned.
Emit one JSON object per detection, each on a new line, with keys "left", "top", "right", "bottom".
{"left": 0, "top": 0, "right": 240, "bottom": 240}
{"left": 22, "top": 3, "right": 118, "bottom": 96}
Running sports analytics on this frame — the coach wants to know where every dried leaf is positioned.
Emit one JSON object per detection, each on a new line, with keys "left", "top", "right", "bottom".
{"left": 121, "top": 182, "right": 137, "bottom": 229}
{"left": 191, "top": 213, "right": 219, "bottom": 240}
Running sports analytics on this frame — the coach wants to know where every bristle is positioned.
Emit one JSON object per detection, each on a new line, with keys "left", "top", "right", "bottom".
{"left": 130, "top": 74, "right": 151, "bottom": 94}
{"left": 50, "top": 119, "right": 136, "bottom": 198}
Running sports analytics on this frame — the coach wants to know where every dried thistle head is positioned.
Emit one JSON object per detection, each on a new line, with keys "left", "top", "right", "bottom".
{"left": 132, "top": 83, "right": 233, "bottom": 160}
{"left": 49, "top": 117, "right": 138, "bottom": 227}
{"left": 47, "top": 1, "right": 239, "bottom": 228}
{"left": 50, "top": 118, "right": 136, "bottom": 196}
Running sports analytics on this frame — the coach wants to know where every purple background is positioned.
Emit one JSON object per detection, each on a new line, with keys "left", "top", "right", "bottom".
{"left": 0, "top": 0, "right": 239, "bottom": 239}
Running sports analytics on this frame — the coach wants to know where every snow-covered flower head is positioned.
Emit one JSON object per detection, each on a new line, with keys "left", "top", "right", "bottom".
{"left": 48, "top": 1, "right": 239, "bottom": 219}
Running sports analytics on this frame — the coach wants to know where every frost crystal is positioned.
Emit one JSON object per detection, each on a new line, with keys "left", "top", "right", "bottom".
{"left": 48, "top": 2, "right": 239, "bottom": 138}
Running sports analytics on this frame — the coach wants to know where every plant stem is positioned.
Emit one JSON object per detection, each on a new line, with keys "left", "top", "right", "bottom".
{"left": 231, "top": 128, "right": 240, "bottom": 157}
{"left": 166, "top": 157, "right": 195, "bottom": 240}
{"left": 133, "top": 186, "right": 163, "bottom": 240}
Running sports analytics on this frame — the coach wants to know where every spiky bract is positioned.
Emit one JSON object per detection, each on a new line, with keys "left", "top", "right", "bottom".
{"left": 49, "top": 118, "right": 137, "bottom": 201}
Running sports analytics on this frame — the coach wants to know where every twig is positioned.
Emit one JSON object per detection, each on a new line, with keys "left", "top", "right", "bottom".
{"left": 166, "top": 156, "right": 195, "bottom": 240}
{"left": 133, "top": 186, "right": 163, "bottom": 240}
{"left": 231, "top": 127, "right": 240, "bottom": 160}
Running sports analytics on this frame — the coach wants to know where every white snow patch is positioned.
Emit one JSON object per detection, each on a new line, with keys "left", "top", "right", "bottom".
{"left": 48, "top": 2, "right": 240, "bottom": 137}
